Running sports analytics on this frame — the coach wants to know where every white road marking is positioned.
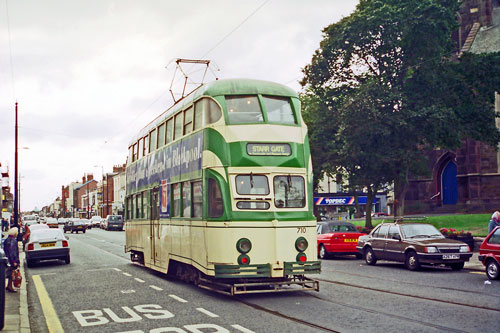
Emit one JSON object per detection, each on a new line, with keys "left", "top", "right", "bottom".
{"left": 134, "top": 278, "right": 145, "bottom": 283}
{"left": 169, "top": 294, "right": 188, "bottom": 303}
{"left": 232, "top": 324, "right": 256, "bottom": 333}
{"left": 113, "top": 268, "right": 122, "bottom": 272}
{"left": 120, "top": 290, "right": 136, "bottom": 294}
{"left": 196, "top": 307, "right": 219, "bottom": 318}
{"left": 123, "top": 272, "right": 132, "bottom": 277}
{"left": 150, "top": 285, "right": 163, "bottom": 291}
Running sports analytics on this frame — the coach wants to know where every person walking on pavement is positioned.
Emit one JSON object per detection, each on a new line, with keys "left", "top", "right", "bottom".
{"left": 4, "top": 227, "right": 20, "bottom": 292}
{"left": 488, "top": 211, "right": 500, "bottom": 234}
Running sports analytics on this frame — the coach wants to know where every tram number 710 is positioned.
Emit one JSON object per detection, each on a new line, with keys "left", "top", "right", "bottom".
{"left": 297, "top": 227, "right": 306, "bottom": 233}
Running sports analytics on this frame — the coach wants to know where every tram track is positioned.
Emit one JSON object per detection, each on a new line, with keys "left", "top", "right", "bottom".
{"left": 317, "top": 277, "right": 500, "bottom": 313}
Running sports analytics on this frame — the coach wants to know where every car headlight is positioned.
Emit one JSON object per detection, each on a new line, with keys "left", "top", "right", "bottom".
{"left": 425, "top": 246, "right": 438, "bottom": 253}
{"left": 459, "top": 245, "right": 470, "bottom": 253}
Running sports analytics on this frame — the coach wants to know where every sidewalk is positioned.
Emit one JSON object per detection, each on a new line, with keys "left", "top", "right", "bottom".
{"left": 3, "top": 250, "right": 30, "bottom": 332}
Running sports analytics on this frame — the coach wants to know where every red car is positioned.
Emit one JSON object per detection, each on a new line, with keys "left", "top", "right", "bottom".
{"left": 317, "top": 221, "right": 367, "bottom": 259}
{"left": 478, "top": 226, "right": 500, "bottom": 280}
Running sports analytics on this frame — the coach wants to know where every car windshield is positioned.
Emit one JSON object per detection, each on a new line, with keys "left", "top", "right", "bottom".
{"left": 324, "top": 223, "right": 357, "bottom": 233}
{"left": 31, "top": 229, "right": 64, "bottom": 242}
{"left": 400, "top": 224, "right": 443, "bottom": 238}
{"left": 109, "top": 216, "right": 122, "bottom": 222}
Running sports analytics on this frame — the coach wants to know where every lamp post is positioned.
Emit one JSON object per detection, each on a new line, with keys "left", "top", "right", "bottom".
{"left": 13, "top": 102, "right": 18, "bottom": 228}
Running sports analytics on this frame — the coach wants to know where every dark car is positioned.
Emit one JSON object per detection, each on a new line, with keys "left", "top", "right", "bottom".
{"left": 63, "top": 220, "right": 86, "bottom": 234}
{"left": 317, "top": 221, "right": 366, "bottom": 259}
{"left": 357, "top": 222, "right": 472, "bottom": 271}
{"left": 104, "top": 215, "right": 124, "bottom": 231}
{"left": 478, "top": 226, "right": 500, "bottom": 280}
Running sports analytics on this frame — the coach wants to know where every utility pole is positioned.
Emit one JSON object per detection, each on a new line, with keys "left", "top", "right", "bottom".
{"left": 13, "top": 102, "right": 19, "bottom": 228}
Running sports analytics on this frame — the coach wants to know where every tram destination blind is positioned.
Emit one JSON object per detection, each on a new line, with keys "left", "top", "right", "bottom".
{"left": 246, "top": 143, "right": 291, "bottom": 156}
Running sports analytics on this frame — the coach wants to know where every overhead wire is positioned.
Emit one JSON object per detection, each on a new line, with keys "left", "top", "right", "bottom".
{"left": 4, "top": 0, "right": 16, "bottom": 100}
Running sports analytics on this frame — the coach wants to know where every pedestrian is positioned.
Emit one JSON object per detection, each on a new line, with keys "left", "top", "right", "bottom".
{"left": 1, "top": 218, "right": 7, "bottom": 231}
{"left": 4, "top": 227, "right": 20, "bottom": 292}
{"left": 488, "top": 211, "right": 500, "bottom": 234}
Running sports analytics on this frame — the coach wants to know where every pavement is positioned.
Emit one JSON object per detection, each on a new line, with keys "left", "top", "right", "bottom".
{"left": 0, "top": 241, "right": 487, "bottom": 333}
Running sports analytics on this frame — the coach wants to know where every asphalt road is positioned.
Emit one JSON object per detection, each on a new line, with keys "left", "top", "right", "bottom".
{"left": 24, "top": 228, "right": 500, "bottom": 333}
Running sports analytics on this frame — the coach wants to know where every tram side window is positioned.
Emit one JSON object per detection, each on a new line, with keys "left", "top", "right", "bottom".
{"left": 132, "top": 143, "right": 138, "bottom": 162}
{"left": 193, "top": 102, "right": 202, "bottom": 130}
{"left": 182, "top": 182, "right": 191, "bottom": 217}
{"left": 126, "top": 197, "right": 131, "bottom": 220}
{"left": 140, "top": 192, "right": 145, "bottom": 219}
{"left": 174, "top": 113, "right": 183, "bottom": 140}
{"left": 195, "top": 98, "right": 221, "bottom": 126}
{"left": 235, "top": 175, "right": 269, "bottom": 195}
{"left": 166, "top": 118, "right": 174, "bottom": 144}
{"left": 149, "top": 129, "right": 157, "bottom": 153}
{"left": 143, "top": 136, "right": 149, "bottom": 157}
{"left": 130, "top": 196, "right": 134, "bottom": 219}
{"left": 273, "top": 176, "right": 305, "bottom": 208}
{"left": 262, "top": 96, "right": 296, "bottom": 124}
{"left": 157, "top": 122, "right": 166, "bottom": 148}
{"left": 184, "top": 107, "right": 193, "bottom": 135}
{"left": 128, "top": 146, "right": 133, "bottom": 164}
{"left": 208, "top": 178, "right": 223, "bottom": 218}
{"left": 172, "top": 183, "right": 181, "bottom": 217}
{"left": 192, "top": 181, "right": 202, "bottom": 218}
{"left": 138, "top": 139, "right": 143, "bottom": 159}
{"left": 226, "top": 96, "right": 263, "bottom": 124}
{"left": 135, "top": 194, "right": 140, "bottom": 219}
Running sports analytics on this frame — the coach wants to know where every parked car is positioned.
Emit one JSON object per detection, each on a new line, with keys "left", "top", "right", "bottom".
{"left": 478, "top": 226, "right": 500, "bottom": 280}
{"left": 58, "top": 218, "right": 68, "bottom": 225}
{"left": 90, "top": 216, "right": 102, "bottom": 228}
{"left": 372, "top": 212, "right": 389, "bottom": 217}
{"left": 46, "top": 218, "right": 58, "bottom": 228}
{"left": 104, "top": 215, "right": 124, "bottom": 231}
{"left": 25, "top": 228, "right": 70, "bottom": 267}
{"left": 63, "top": 220, "right": 86, "bottom": 234}
{"left": 357, "top": 222, "right": 472, "bottom": 271}
{"left": 317, "top": 221, "right": 366, "bottom": 259}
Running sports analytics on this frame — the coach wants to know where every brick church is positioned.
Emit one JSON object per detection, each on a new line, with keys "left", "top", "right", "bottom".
{"left": 405, "top": 0, "right": 500, "bottom": 214}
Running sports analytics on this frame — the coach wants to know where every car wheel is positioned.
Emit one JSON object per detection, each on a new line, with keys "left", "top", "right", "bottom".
{"left": 26, "top": 259, "right": 33, "bottom": 268}
{"left": 318, "top": 245, "right": 329, "bottom": 259}
{"left": 83, "top": 230, "right": 86, "bottom": 234}
{"left": 450, "top": 262, "right": 464, "bottom": 271}
{"left": 365, "top": 247, "right": 377, "bottom": 265}
{"left": 486, "top": 260, "right": 500, "bottom": 280}
{"left": 405, "top": 251, "right": 420, "bottom": 271}
{"left": 64, "top": 255, "right": 70, "bottom": 265}
{"left": 355, "top": 253, "right": 363, "bottom": 260}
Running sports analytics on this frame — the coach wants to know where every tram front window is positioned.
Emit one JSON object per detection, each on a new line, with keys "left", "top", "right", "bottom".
{"left": 263, "top": 96, "right": 296, "bottom": 124}
{"left": 236, "top": 175, "right": 269, "bottom": 195}
{"left": 274, "top": 176, "right": 305, "bottom": 208}
{"left": 226, "top": 96, "right": 263, "bottom": 124}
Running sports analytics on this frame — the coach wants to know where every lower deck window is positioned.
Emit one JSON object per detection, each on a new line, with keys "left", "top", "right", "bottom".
{"left": 172, "top": 183, "right": 181, "bottom": 217}
{"left": 236, "top": 201, "right": 270, "bottom": 210}
{"left": 274, "top": 176, "right": 306, "bottom": 208}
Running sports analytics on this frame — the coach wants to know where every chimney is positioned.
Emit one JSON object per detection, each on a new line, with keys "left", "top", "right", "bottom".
{"left": 82, "top": 175, "right": 86, "bottom": 183}
{"left": 87, "top": 173, "right": 94, "bottom": 181}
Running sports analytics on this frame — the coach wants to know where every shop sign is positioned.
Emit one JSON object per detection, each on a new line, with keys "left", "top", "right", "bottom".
{"left": 314, "top": 196, "right": 376, "bottom": 206}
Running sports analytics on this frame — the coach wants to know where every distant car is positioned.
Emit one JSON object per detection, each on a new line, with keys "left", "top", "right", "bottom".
{"left": 46, "top": 218, "right": 58, "bottom": 228}
{"left": 80, "top": 218, "right": 92, "bottom": 230}
{"left": 39, "top": 217, "right": 47, "bottom": 224}
{"left": 90, "top": 216, "right": 102, "bottom": 227}
{"left": 104, "top": 215, "right": 124, "bottom": 231}
{"left": 372, "top": 212, "right": 389, "bottom": 217}
{"left": 478, "top": 226, "right": 500, "bottom": 280}
{"left": 22, "top": 215, "right": 38, "bottom": 224}
{"left": 64, "top": 220, "right": 86, "bottom": 234}
{"left": 25, "top": 228, "right": 70, "bottom": 267}
{"left": 357, "top": 222, "right": 472, "bottom": 271}
{"left": 58, "top": 218, "right": 68, "bottom": 225}
{"left": 317, "top": 221, "right": 366, "bottom": 259}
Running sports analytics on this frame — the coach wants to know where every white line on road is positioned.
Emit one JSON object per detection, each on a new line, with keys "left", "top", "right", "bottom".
{"left": 134, "top": 278, "right": 145, "bottom": 283}
{"left": 113, "top": 268, "right": 122, "bottom": 272}
{"left": 123, "top": 272, "right": 132, "bottom": 277}
{"left": 150, "top": 285, "right": 163, "bottom": 291}
{"left": 169, "top": 294, "right": 188, "bottom": 303}
{"left": 231, "top": 324, "right": 256, "bottom": 333}
{"left": 196, "top": 307, "right": 219, "bottom": 317}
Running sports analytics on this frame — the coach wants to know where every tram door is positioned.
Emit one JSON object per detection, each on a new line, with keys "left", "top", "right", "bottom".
{"left": 150, "top": 187, "right": 161, "bottom": 265}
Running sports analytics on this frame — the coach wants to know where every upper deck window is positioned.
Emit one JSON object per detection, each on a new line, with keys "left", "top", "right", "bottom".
{"left": 263, "top": 96, "right": 296, "bottom": 124}
{"left": 236, "top": 175, "right": 269, "bottom": 195}
{"left": 226, "top": 96, "right": 263, "bottom": 124}
{"left": 157, "top": 122, "right": 166, "bottom": 148}
{"left": 149, "top": 129, "right": 157, "bottom": 153}
{"left": 184, "top": 107, "right": 193, "bottom": 135}
{"left": 273, "top": 176, "right": 305, "bottom": 208}
{"left": 174, "top": 113, "right": 183, "bottom": 140}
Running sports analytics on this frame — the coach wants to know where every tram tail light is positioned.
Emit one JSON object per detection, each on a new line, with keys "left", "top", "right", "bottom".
{"left": 238, "top": 254, "right": 250, "bottom": 265}
{"left": 296, "top": 253, "right": 307, "bottom": 262}
{"left": 295, "top": 237, "right": 308, "bottom": 252}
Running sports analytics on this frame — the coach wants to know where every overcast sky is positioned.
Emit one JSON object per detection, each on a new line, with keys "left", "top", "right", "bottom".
{"left": 0, "top": 0, "right": 358, "bottom": 211}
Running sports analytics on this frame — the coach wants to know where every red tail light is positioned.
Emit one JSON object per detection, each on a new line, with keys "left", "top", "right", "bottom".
{"left": 27, "top": 243, "right": 34, "bottom": 251}
{"left": 62, "top": 240, "right": 68, "bottom": 247}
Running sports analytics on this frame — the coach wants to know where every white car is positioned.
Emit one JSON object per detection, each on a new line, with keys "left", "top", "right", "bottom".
{"left": 46, "top": 217, "right": 59, "bottom": 228}
{"left": 90, "top": 216, "right": 102, "bottom": 228}
{"left": 25, "top": 228, "right": 70, "bottom": 267}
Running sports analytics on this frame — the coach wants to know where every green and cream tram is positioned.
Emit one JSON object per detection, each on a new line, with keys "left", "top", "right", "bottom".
{"left": 125, "top": 78, "right": 320, "bottom": 294}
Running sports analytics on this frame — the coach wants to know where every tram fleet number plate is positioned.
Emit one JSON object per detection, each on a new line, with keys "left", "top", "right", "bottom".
{"left": 247, "top": 143, "right": 291, "bottom": 156}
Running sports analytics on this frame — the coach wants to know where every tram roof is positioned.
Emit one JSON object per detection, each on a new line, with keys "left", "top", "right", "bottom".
{"left": 129, "top": 78, "right": 298, "bottom": 145}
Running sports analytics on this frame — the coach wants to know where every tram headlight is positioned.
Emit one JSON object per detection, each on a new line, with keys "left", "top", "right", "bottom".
{"left": 238, "top": 254, "right": 251, "bottom": 265}
{"left": 296, "top": 253, "right": 307, "bottom": 262}
{"left": 295, "top": 237, "right": 308, "bottom": 252}
{"left": 236, "top": 238, "right": 252, "bottom": 254}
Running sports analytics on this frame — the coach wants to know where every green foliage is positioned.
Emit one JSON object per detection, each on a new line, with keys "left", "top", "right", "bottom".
{"left": 301, "top": 0, "right": 500, "bottom": 219}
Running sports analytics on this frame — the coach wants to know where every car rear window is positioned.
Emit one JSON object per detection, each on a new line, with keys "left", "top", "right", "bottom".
{"left": 31, "top": 229, "right": 64, "bottom": 242}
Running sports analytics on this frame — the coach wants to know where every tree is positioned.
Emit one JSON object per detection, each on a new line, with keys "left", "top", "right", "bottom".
{"left": 301, "top": 0, "right": 500, "bottom": 221}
